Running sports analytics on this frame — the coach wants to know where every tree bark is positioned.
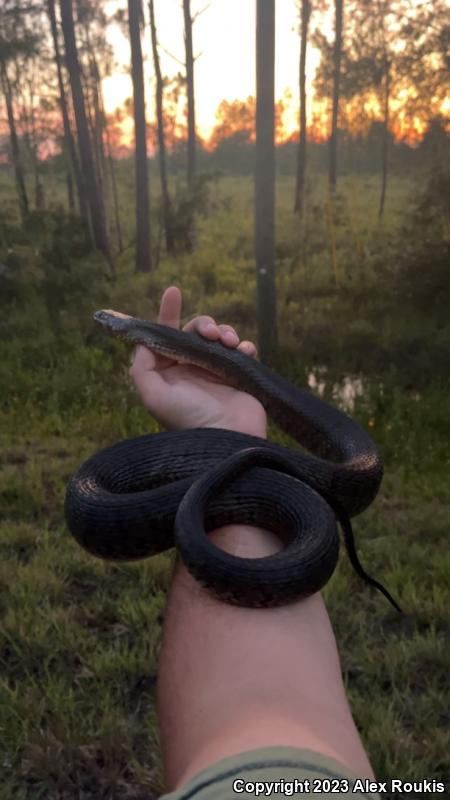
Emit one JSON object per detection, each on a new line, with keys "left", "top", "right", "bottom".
{"left": 66, "top": 167, "right": 75, "bottom": 210}
{"left": 0, "top": 60, "right": 29, "bottom": 222}
{"left": 149, "top": 0, "right": 174, "bottom": 252}
{"left": 294, "top": 0, "right": 311, "bottom": 216}
{"left": 48, "top": 0, "right": 90, "bottom": 231}
{"left": 80, "top": 65, "right": 101, "bottom": 189}
{"left": 79, "top": 94, "right": 110, "bottom": 257}
{"left": 329, "top": 0, "right": 343, "bottom": 192}
{"left": 21, "top": 75, "right": 45, "bottom": 212}
{"left": 105, "top": 133, "right": 123, "bottom": 254}
{"left": 99, "top": 88, "right": 124, "bottom": 254}
{"left": 93, "top": 61, "right": 107, "bottom": 197}
{"left": 255, "top": 0, "right": 277, "bottom": 362}
{"left": 128, "top": 0, "right": 151, "bottom": 272}
{"left": 378, "top": 63, "right": 390, "bottom": 218}
{"left": 183, "top": 0, "right": 196, "bottom": 189}
{"left": 59, "top": 0, "right": 112, "bottom": 270}
{"left": 84, "top": 22, "right": 107, "bottom": 198}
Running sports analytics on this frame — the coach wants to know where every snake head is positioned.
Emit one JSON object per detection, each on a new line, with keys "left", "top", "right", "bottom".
{"left": 93, "top": 309, "right": 166, "bottom": 349}
{"left": 94, "top": 309, "right": 135, "bottom": 332}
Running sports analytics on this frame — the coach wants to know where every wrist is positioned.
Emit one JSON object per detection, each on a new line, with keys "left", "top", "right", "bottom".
{"left": 205, "top": 420, "right": 267, "bottom": 439}
{"left": 209, "top": 524, "right": 280, "bottom": 557}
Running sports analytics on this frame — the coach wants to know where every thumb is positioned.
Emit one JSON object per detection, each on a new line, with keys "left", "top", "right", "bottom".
{"left": 130, "top": 286, "right": 182, "bottom": 370}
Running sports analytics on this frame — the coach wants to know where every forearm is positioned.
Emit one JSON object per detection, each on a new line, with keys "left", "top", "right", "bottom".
{"left": 157, "top": 523, "right": 375, "bottom": 790}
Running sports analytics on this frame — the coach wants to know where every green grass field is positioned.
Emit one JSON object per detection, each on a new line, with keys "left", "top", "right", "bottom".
{"left": 0, "top": 169, "right": 449, "bottom": 798}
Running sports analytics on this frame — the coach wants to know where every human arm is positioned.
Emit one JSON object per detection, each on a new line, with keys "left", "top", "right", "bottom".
{"left": 130, "top": 287, "right": 376, "bottom": 790}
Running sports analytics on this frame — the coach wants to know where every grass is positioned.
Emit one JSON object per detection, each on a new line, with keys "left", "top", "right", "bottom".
{"left": 0, "top": 169, "right": 449, "bottom": 798}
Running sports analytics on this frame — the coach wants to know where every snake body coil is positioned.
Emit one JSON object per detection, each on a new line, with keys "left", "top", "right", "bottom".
{"left": 64, "top": 310, "right": 400, "bottom": 610}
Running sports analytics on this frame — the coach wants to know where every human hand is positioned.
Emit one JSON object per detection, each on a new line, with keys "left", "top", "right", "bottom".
{"left": 129, "top": 286, "right": 267, "bottom": 438}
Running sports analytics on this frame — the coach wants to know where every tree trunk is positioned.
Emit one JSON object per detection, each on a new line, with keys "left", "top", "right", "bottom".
{"left": 128, "top": 0, "right": 151, "bottom": 272}
{"left": 66, "top": 167, "right": 75, "bottom": 210}
{"left": 106, "top": 137, "right": 123, "bottom": 254}
{"left": 81, "top": 70, "right": 101, "bottom": 189}
{"left": 329, "top": 0, "right": 343, "bottom": 192}
{"left": 99, "top": 89, "right": 124, "bottom": 254}
{"left": 27, "top": 84, "right": 45, "bottom": 211}
{"left": 93, "top": 66, "right": 107, "bottom": 199}
{"left": 183, "top": 0, "right": 196, "bottom": 189}
{"left": 79, "top": 82, "right": 109, "bottom": 255}
{"left": 149, "top": 0, "right": 174, "bottom": 252}
{"left": 378, "top": 61, "right": 390, "bottom": 218}
{"left": 294, "top": 0, "right": 311, "bottom": 216}
{"left": 59, "top": 0, "right": 113, "bottom": 271}
{"left": 35, "top": 178, "right": 45, "bottom": 210}
{"left": 87, "top": 69, "right": 104, "bottom": 198}
{"left": 47, "top": 0, "right": 91, "bottom": 236}
{"left": 0, "top": 60, "right": 29, "bottom": 222}
{"left": 85, "top": 30, "right": 107, "bottom": 198}
{"left": 255, "top": 0, "right": 277, "bottom": 362}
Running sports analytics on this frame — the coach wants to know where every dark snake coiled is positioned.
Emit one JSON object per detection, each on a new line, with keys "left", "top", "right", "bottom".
{"left": 64, "top": 310, "right": 401, "bottom": 610}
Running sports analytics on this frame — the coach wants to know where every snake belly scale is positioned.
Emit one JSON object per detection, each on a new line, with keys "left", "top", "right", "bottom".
{"left": 64, "top": 310, "right": 401, "bottom": 610}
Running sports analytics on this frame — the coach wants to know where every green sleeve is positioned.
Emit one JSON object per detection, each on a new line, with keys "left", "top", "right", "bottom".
{"left": 159, "top": 745, "right": 382, "bottom": 799}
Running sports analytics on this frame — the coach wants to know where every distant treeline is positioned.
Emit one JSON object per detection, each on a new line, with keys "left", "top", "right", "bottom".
{"left": 22, "top": 116, "right": 446, "bottom": 180}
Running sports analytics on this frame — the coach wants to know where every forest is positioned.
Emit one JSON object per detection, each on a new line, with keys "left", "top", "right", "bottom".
{"left": 0, "top": 0, "right": 449, "bottom": 797}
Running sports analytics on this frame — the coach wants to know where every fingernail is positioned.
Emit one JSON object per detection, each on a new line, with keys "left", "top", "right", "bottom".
{"left": 224, "top": 330, "right": 237, "bottom": 343}
{"left": 205, "top": 323, "right": 216, "bottom": 334}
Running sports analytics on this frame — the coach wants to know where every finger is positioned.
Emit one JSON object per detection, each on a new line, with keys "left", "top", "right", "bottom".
{"left": 129, "top": 342, "right": 157, "bottom": 374}
{"left": 158, "top": 286, "right": 182, "bottom": 328}
{"left": 131, "top": 286, "right": 182, "bottom": 373}
{"left": 238, "top": 340, "right": 257, "bottom": 357}
{"left": 183, "top": 315, "right": 220, "bottom": 339}
{"left": 217, "top": 323, "right": 239, "bottom": 347}
{"left": 130, "top": 286, "right": 174, "bottom": 395}
{"left": 130, "top": 357, "right": 169, "bottom": 411}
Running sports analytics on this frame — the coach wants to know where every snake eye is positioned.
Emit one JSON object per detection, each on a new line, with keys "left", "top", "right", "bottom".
{"left": 94, "top": 310, "right": 108, "bottom": 323}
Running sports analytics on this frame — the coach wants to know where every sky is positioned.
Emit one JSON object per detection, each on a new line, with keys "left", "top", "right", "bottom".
{"left": 102, "top": 0, "right": 327, "bottom": 141}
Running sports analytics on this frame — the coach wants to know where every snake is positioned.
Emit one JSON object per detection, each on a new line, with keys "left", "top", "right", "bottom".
{"left": 64, "top": 309, "right": 401, "bottom": 611}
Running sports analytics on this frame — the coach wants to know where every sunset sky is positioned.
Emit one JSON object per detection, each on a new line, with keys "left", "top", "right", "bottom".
{"left": 102, "top": 0, "right": 327, "bottom": 141}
